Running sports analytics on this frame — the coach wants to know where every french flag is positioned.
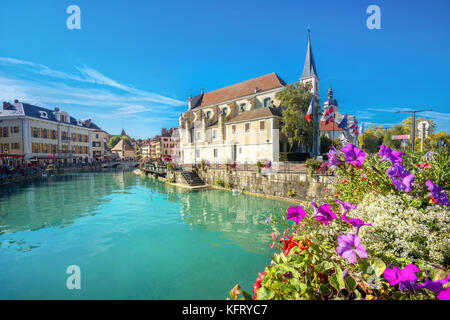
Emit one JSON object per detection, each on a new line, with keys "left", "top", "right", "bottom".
{"left": 324, "top": 106, "right": 335, "bottom": 124}
{"left": 305, "top": 96, "right": 313, "bottom": 123}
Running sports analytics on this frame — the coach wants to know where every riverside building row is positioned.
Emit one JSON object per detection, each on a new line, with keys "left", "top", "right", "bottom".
{"left": 0, "top": 100, "right": 108, "bottom": 165}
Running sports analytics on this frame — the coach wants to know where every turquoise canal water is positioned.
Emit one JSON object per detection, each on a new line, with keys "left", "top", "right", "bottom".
{"left": 0, "top": 171, "right": 291, "bottom": 299}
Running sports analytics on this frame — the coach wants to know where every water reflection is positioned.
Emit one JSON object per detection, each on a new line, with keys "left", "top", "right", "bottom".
{"left": 139, "top": 175, "right": 290, "bottom": 254}
{"left": 0, "top": 171, "right": 138, "bottom": 248}
{"left": 0, "top": 172, "right": 290, "bottom": 255}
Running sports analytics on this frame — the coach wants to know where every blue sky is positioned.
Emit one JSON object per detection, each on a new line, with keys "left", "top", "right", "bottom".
{"left": 0, "top": 0, "right": 449, "bottom": 138}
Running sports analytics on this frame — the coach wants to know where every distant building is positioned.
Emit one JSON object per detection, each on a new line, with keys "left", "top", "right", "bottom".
{"left": 141, "top": 143, "right": 151, "bottom": 159}
{"left": 84, "top": 119, "right": 111, "bottom": 160}
{"left": 111, "top": 139, "right": 135, "bottom": 160}
{"left": 320, "top": 87, "right": 358, "bottom": 145}
{"left": 147, "top": 128, "right": 180, "bottom": 161}
{"left": 0, "top": 100, "right": 94, "bottom": 165}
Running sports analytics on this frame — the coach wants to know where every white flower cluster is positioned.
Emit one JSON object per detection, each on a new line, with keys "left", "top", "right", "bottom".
{"left": 348, "top": 194, "right": 450, "bottom": 265}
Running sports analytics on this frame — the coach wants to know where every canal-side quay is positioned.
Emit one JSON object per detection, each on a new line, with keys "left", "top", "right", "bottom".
{"left": 1, "top": 161, "right": 138, "bottom": 187}
{"left": 141, "top": 164, "right": 331, "bottom": 204}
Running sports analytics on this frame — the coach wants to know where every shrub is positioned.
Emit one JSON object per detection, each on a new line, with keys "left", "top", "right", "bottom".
{"left": 349, "top": 194, "right": 449, "bottom": 266}
{"left": 305, "top": 158, "right": 322, "bottom": 177}
{"left": 215, "top": 179, "right": 225, "bottom": 187}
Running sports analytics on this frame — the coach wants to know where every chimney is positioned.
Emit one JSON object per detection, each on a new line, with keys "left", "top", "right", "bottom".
{"left": 54, "top": 107, "right": 60, "bottom": 112}
{"left": 14, "top": 99, "right": 19, "bottom": 103}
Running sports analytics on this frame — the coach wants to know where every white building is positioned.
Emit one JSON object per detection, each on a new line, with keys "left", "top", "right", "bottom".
{"left": 179, "top": 34, "right": 321, "bottom": 164}
{"left": 0, "top": 100, "right": 94, "bottom": 165}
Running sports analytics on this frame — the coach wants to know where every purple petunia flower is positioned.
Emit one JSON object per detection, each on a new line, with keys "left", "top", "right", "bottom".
{"left": 336, "top": 200, "right": 357, "bottom": 214}
{"left": 265, "top": 215, "right": 271, "bottom": 224}
{"left": 383, "top": 264, "right": 420, "bottom": 286}
{"left": 419, "top": 275, "right": 450, "bottom": 294}
{"left": 311, "top": 202, "right": 337, "bottom": 225}
{"left": 378, "top": 144, "right": 406, "bottom": 165}
{"left": 286, "top": 205, "right": 307, "bottom": 225}
{"left": 341, "top": 215, "right": 372, "bottom": 235}
{"left": 425, "top": 180, "right": 450, "bottom": 206}
{"left": 327, "top": 146, "right": 344, "bottom": 168}
{"left": 386, "top": 164, "right": 415, "bottom": 192}
{"left": 336, "top": 233, "right": 368, "bottom": 264}
{"left": 437, "top": 287, "right": 450, "bottom": 300}
{"left": 340, "top": 143, "right": 366, "bottom": 167}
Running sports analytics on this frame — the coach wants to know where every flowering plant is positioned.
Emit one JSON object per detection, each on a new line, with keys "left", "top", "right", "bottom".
{"left": 229, "top": 144, "right": 449, "bottom": 300}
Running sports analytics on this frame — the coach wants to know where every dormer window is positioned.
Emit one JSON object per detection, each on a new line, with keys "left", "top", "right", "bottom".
{"left": 263, "top": 98, "right": 272, "bottom": 108}
{"left": 240, "top": 103, "right": 246, "bottom": 112}
{"left": 39, "top": 111, "right": 48, "bottom": 119}
{"left": 77, "top": 119, "right": 83, "bottom": 126}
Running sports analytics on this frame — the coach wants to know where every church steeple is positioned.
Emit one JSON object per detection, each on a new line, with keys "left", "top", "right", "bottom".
{"left": 299, "top": 29, "right": 320, "bottom": 97}
{"left": 300, "top": 29, "right": 318, "bottom": 80}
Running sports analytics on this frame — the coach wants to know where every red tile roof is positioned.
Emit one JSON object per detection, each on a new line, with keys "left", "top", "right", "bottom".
{"left": 321, "top": 121, "right": 343, "bottom": 131}
{"left": 192, "top": 72, "right": 286, "bottom": 108}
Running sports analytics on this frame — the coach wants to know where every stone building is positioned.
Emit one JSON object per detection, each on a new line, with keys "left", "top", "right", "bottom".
{"left": 111, "top": 139, "right": 135, "bottom": 160}
{"left": 179, "top": 34, "right": 322, "bottom": 164}
{"left": 84, "top": 119, "right": 111, "bottom": 160}
{"left": 0, "top": 100, "right": 94, "bottom": 165}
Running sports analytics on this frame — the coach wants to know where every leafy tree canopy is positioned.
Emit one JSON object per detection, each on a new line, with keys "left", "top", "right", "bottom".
{"left": 275, "top": 82, "right": 318, "bottom": 150}
{"left": 108, "top": 135, "right": 133, "bottom": 149}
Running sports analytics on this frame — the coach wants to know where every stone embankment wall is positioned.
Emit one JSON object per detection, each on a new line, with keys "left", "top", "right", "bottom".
{"left": 196, "top": 168, "right": 332, "bottom": 202}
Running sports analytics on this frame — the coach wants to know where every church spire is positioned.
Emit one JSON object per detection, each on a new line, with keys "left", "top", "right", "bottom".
{"left": 300, "top": 29, "right": 319, "bottom": 80}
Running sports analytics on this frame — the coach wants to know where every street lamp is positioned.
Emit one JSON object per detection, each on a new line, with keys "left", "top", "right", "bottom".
{"left": 395, "top": 109, "right": 432, "bottom": 153}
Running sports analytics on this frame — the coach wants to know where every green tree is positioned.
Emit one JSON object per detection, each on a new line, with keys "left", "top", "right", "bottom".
{"left": 108, "top": 136, "right": 121, "bottom": 149}
{"left": 320, "top": 135, "right": 332, "bottom": 154}
{"left": 108, "top": 135, "right": 133, "bottom": 149}
{"left": 275, "top": 82, "right": 317, "bottom": 150}
{"left": 332, "top": 138, "right": 342, "bottom": 149}
{"left": 383, "top": 124, "right": 406, "bottom": 150}
{"left": 358, "top": 125, "right": 385, "bottom": 153}
{"left": 420, "top": 131, "right": 450, "bottom": 153}
{"left": 400, "top": 117, "right": 436, "bottom": 151}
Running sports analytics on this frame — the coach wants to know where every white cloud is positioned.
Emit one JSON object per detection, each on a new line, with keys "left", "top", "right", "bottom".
{"left": 0, "top": 56, "right": 186, "bottom": 107}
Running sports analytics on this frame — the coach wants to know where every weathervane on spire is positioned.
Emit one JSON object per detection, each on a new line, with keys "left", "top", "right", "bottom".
{"left": 307, "top": 26, "right": 311, "bottom": 39}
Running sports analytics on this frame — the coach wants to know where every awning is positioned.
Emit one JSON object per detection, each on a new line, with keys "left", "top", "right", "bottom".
{"left": 0, "top": 154, "right": 24, "bottom": 158}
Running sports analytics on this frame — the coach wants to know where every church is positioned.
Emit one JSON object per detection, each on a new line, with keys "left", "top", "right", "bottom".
{"left": 178, "top": 33, "right": 358, "bottom": 165}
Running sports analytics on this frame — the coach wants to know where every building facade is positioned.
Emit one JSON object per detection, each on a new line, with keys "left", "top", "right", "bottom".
{"left": 141, "top": 143, "right": 151, "bottom": 159}
{"left": 320, "top": 87, "right": 358, "bottom": 145}
{"left": 0, "top": 100, "right": 94, "bottom": 165}
{"left": 110, "top": 139, "right": 135, "bottom": 160}
{"left": 84, "top": 119, "right": 112, "bottom": 160}
{"left": 178, "top": 72, "right": 287, "bottom": 165}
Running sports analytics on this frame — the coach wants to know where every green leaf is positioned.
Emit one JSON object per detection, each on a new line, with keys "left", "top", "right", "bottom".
{"left": 367, "top": 257, "right": 386, "bottom": 277}
{"left": 430, "top": 268, "right": 448, "bottom": 281}
{"left": 329, "top": 265, "right": 345, "bottom": 292}
{"left": 257, "top": 287, "right": 275, "bottom": 300}
{"left": 290, "top": 278, "right": 307, "bottom": 294}
{"left": 319, "top": 284, "right": 331, "bottom": 296}
{"left": 345, "top": 276, "right": 357, "bottom": 292}
{"left": 242, "top": 290, "right": 253, "bottom": 300}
